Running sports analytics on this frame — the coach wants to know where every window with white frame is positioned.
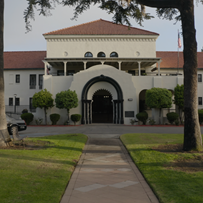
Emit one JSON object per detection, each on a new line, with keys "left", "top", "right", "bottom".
{"left": 30, "top": 75, "right": 36, "bottom": 89}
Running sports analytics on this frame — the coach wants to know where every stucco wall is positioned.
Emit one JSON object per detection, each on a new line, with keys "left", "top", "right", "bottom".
{"left": 45, "top": 35, "right": 157, "bottom": 58}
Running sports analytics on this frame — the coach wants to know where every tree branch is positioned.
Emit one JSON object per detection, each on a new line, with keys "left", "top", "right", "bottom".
{"left": 136, "top": 0, "right": 179, "bottom": 9}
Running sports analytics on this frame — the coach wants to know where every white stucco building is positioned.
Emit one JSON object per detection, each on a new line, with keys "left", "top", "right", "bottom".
{"left": 4, "top": 19, "right": 203, "bottom": 125}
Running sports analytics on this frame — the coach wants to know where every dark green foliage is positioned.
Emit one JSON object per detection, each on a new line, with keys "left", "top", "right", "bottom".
{"left": 22, "top": 109, "right": 28, "bottom": 114}
{"left": 145, "top": 88, "right": 172, "bottom": 109}
{"left": 21, "top": 113, "right": 34, "bottom": 125}
{"left": 198, "top": 110, "right": 203, "bottom": 125}
{"left": 71, "top": 114, "right": 81, "bottom": 125}
{"left": 50, "top": 114, "right": 60, "bottom": 125}
{"left": 174, "top": 84, "right": 184, "bottom": 109}
{"left": 32, "top": 89, "right": 54, "bottom": 125}
{"left": 166, "top": 112, "right": 179, "bottom": 124}
{"left": 136, "top": 111, "right": 148, "bottom": 125}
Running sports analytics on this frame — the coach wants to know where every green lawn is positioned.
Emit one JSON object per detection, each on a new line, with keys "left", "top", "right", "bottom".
{"left": 120, "top": 133, "right": 203, "bottom": 203}
{"left": 0, "top": 134, "right": 87, "bottom": 203}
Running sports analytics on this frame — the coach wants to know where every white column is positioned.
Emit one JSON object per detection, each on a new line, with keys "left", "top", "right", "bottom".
{"left": 64, "top": 61, "right": 67, "bottom": 76}
{"left": 101, "top": 61, "right": 104, "bottom": 65}
{"left": 118, "top": 61, "right": 122, "bottom": 70}
{"left": 43, "top": 61, "right": 47, "bottom": 76}
{"left": 83, "top": 61, "right": 87, "bottom": 70}
{"left": 138, "top": 62, "right": 141, "bottom": 76}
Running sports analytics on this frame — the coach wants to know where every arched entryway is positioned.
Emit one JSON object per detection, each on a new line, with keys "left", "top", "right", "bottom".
{"left": 81, "top": 75, "right": 124, "bottom": 124}
{"left": 92, "top": 90, "right": 113, "bottom": 123}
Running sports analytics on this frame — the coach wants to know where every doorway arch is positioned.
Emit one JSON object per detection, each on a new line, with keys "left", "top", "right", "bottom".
{"left": 81, "top": 75, "right": 124, "bottom": 124}
{"left": 92, "top": 89, "right": 113, "bottom": 123}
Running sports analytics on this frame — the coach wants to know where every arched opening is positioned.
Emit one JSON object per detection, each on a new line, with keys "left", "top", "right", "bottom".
{"left": 85, "top": 52, "right": 93, "bottom": 57}
{"left": 92, "top": 90, "right": 113, "bottom": 123}
{"left": 110, "top": 52, "right": 118, "bottom": 57}
{"left": 139, "top": 89, "right": 148, "bottom": 112}
{"left": 81, "top": 75, "right": 124, "bottom": 124}
{"left": 97, "top": 52, "right": 106, "bottom": 57}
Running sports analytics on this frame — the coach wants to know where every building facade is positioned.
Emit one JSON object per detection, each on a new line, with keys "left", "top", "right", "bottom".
{"left": 4, "top": 19, "right": 203, "bottom": 125}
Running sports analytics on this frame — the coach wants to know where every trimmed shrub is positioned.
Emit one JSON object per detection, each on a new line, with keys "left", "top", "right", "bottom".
{"left": 136, "top": 111, "right": 148, "bottom": 125}
{"left": 71, "top": 114, "right": 81, "bottom": 125}
{"left": 22, "top": 109, "right": 28, "bottom": 114}
{"left": 21, "top": 113, "right": 34, "bottom": 125}
{"left": 50, "top": 114, "right": 60, "bottom": 125}
{"left": 166, "top": 112, "right": 179, "bottom": 124}
{"left": 198, "top": 110, "right": 203, "bottom": 124}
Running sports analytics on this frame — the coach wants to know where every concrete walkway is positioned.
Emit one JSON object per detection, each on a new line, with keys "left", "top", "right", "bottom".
{"left": 60, "top": 137, "right": 159, "bottom": 203}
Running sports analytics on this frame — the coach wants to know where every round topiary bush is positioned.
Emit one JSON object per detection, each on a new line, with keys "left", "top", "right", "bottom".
{"left": 21, "top": 113, "right": 34, "bottom": 125}
{"left": 136, "top": 111, "right": 148, "bottom": 125}
{"left": 198, "top": 110, "right": 203, "bottom": 124}
{"left": 166, "top": 112, "right": 179, "bottom": 124}
{"left": 22, "top": 109, "right": 28, "bottom": 114}
{"left": 50, "top": 113, "right": 60, "bottom": 125}
{"left": 71, "top": 114, "right": 82, "bottom": 125}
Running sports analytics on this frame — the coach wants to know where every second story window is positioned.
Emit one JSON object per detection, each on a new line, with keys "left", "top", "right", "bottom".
{"left": 9, "top": 98, "right": 13, "bottom": 106}
{"left": 198, "top": 74, "right": 202, "bottom": 82}
{"left": 16, "top": 75, "right": 20, "bottom": 83}
{"left": 199, "top": 97, "right": 203, "bottom": 105}
{"left": 39, "top": 74, "right": 43, "bottom": 89}
{"left": 85, "top": 52, "right": 93, "bottom": 57}
{"left": 30, "top": 75, "right": 36, "bottom": 89}
{"left": 97, "top": 52, "right": 106, "bottom": 57}
{"left": 110, "top": 52, "right": 118, "bottom": 57}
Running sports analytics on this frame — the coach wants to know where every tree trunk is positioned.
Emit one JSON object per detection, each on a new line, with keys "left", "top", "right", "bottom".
{"left": 0, "top": 0, "right": 11, "bottom": 146}
{"left": 180, "top": 0, "right": 202, "bottom": 151}
{"left": 44, "top": 108, "right": 47, "bottom": 125}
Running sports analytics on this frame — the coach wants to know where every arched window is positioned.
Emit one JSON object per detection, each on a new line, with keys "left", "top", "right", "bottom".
{"left": 97, "top": 52, "right": 106, "bottom": 57}
{"left": 110, "top": 52, "right": 118, "bottom": 57}
{"left": 85, "top": 52, "right": 93, "bottom": 57}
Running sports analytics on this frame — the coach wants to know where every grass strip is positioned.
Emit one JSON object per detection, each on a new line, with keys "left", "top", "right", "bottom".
{"left": 120, "top": 133, "right": 203, "bottom": 203}
{"left": 0, "top": 134, "right": 87, "bottom": 203}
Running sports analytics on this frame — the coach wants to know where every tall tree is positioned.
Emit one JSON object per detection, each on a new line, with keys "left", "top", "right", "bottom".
{"left": 17, "top": 0, "right": 203, "bottom": 150}
{"left": 55, "top": 90, "right": 78, "bottom": 124}
{"left": 32, "top": 89, "right": 54, "bottom": 125}
{"left": 0, "top": 1, "right": 11, "bottom": 146}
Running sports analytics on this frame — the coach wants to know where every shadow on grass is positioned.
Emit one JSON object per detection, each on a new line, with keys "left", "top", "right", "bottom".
{"left": 0, "top": 153, "right": 77, "bottom": 166}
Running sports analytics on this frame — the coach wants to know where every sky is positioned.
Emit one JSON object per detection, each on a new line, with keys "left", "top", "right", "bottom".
{"left": 4, "top": 0, "right": 203, "bottom": 52}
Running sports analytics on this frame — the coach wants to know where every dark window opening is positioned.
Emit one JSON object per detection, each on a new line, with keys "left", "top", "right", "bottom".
{"left": 67, "top": 70, "right": 75, "bottom": 76}
{"left": 110, "top": 52, "right": 118, "bottom": 57}
{"left": 85, "top": 52, "right": 93, "bottom": 57}
{"left": 9, "top": 98, "right": 13, "bottom": 106}
{"left": 16, "top": 75, "right": 20, "bottom": 83}
{"left": 39, "top": 74, "right": 43, "bottom": 89}
{"left": 15, "top": 98, "right": 20, "bottom": 106}
{"left": 30, "top": 75, "right": 36, "bottom": 89}
{"left": 97, "top": 52, "right": 106, "bottom": 57}
{"left": 198, "top": 74, "right": 202, "bottom": 82}
{"left": 198, "top": 97, "right": 202, "bottom": 105}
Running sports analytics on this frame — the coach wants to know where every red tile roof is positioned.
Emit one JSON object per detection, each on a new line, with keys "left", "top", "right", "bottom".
{"left": 4, "top": 51, "right": 46, "bottom": 70}
{"left": 44, "top": 19, "right": 159, "bottom": 36}
{"left": 157, "top": 51, "right": 203, "bottom": 69}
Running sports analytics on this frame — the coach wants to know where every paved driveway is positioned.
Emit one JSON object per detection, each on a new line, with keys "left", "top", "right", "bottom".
{"left": 19, "top": 124, "right": 190, "bottom": 139}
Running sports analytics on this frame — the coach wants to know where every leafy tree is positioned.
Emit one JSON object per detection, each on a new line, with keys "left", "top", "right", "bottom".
{"left": 32, "top": 89, "right": 54, "bottom": 125}
{"left": 55, "top": 90, "right": 78, "bottom": 124}
{"left": 174, "top": 84, "right": 184, "bottom": 123}
{"left": 146, "top": 88, "right": 172, "bottom": 124}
